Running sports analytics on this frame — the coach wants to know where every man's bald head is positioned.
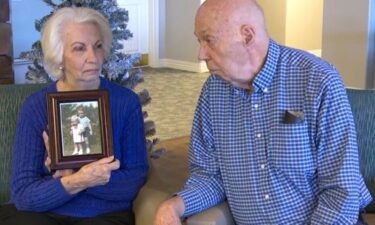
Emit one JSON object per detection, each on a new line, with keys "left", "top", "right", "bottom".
{"left": 194, "top": 0, "right": 270, "bottom": 89}
{"left": 196, "top": 0, "right": 267, "bottom": 38}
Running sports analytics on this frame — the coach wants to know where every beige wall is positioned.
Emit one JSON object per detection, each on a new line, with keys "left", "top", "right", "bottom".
{"left": 285, "top": 0, "right": 323, "bottom": 51}
{"left": 258, "top": 0, "right": 323, "bottom": 53}
{"left": 161, "top": 0, "right": 327, "bottom": 71}
{"left": 164, "top": 0, "right": 200, "bottom": 62}
{"left": 322, "top": 0, "right": 373, "bottom": 88}
{"left": 258, "top": 0, "right": 288, "bottom": 44}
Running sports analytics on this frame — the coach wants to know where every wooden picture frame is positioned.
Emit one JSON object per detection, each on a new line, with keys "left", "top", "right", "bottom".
{"left": 47, "top": 90, "right": 113, "bottom": 170}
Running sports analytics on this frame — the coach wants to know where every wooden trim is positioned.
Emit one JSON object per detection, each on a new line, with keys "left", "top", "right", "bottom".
{"left": 134, "top": 54, "right": 149, "bottom": 67}
{"left": 0, "top": 0, "right": 10, "bottom": 22}
{"left": 0, "top": 0, "right": 13, "bottom": 83}
{"left": 0, "top": 79, "right": 14, "bottom": 84}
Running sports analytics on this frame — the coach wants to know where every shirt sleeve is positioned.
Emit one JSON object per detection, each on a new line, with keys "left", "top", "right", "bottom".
{"left": 310, "top": 73, "right": 371, "bottom": 224}
{"left": 85, "top": 99, "right": 148, "bottom": 201}
{"left": 177, "top": 85, "right": 226, "bottom": 217}
{"left": 11, "top": 100, "right": 74, "bottom": 212}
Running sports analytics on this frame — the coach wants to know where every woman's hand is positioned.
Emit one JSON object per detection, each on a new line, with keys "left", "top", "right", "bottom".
{"left": 43, "top": 131, "right": 74, "bottom": 178}
{"left": 43, "top": 131, "right": 119, "bottom": 194}
{"left": 61, "top": 156, "right": 120, "bottom": 195}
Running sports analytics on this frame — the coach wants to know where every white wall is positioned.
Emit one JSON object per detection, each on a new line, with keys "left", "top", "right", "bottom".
{"left": 13, "top": 59, "right": 29, "bottom": 84}
{"left": 322, "top": 0, "right": 375, "bottom": 88}
{"left": 11, "top": 0, "right": 53, "bottom": 83}
{"left": 118, "top": 0, "right": 149, "bottom": 54}
{"left": 285, "top": 0, "right": 323, "bottom": 53}
{"left": 258, "top": 0, "right": 288, "bottom": 45}
{"left": 10, "top": 0, "right": 52, "bottom": 58}
{"left": 368, "top": 0, "right": 375, "bottom": 88}
{"left": 257, "top": 0, "right": 323, "bottom": 56}
{"left": 161, "top": 0, "right": 204, "bottom": 72}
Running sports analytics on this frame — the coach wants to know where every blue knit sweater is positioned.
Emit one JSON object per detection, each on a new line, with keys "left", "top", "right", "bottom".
{"left": 10, "top": 78, "right": 148, "bottom": 217}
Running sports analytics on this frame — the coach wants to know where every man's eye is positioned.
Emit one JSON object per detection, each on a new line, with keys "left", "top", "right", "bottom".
{"left": 74, "top": 46, "right": 85, "bottom": 51}
{"left": 97, "top": 43, "right": 103, "bottom": 49}
{"left": 205, "top": 37, "right": 215, "bottom": 45}
{"left": 206, "top": 39, "right": 215, "bottom": 46}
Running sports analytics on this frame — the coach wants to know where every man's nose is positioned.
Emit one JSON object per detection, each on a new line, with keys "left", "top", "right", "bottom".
{"left": 198, "top": 44, "right": 209, "bottom": 61}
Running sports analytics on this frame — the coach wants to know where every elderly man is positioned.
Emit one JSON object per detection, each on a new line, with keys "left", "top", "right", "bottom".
{"left": 154, "top": 0, "right": 372, "bottom": 224}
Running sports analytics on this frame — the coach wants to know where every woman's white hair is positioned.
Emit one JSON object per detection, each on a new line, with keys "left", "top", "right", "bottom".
{"left": 41, "top": 7, "right": 112, "bottom": 79}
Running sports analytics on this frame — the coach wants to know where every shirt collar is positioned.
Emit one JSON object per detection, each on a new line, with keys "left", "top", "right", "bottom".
{"left": 252, "top": 39, "right": 280, "bottom": 93}
{"left": 231, "top": 39, "right": 280, "bottom": 98}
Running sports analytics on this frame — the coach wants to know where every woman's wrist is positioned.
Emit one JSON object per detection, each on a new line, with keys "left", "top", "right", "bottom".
{"left": 61, "top": 173, "right": 86, "bottom": 195}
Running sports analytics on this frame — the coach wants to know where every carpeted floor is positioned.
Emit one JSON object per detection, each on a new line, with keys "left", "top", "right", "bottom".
{"left": 134, "top": 67, "right": 209, "bottom": 141}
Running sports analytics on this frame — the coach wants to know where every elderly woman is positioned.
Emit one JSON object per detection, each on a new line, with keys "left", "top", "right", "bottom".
{"left": 0, "top": 7, "right": 148, "bottom": 225}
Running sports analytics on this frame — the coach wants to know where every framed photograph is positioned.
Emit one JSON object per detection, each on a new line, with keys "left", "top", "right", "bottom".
{"left": 47, "top": 90, "right": 113, "bottom": 170}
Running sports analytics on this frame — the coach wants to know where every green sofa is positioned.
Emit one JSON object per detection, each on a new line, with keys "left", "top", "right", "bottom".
{"left": 0, "top": 83, "right": 227, "bottom": 225}
{"left": 1, "top": 84, "right": 375, "bottom": 225}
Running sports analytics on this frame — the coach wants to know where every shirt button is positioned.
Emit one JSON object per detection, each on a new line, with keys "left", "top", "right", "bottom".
{"left": 256, "top": 133, "right": 262, "bottom": 138}
{"left": 253, "top": 104, "right": 259, "bottom": 109}
{"left": 260, "top": 164, "right": 265, "bottom": 170}
{"left": 263, "top": 88, "right": 268, "bottom": 93}
{"left": 265, "top": 194, "right": 270, "bottom": 200}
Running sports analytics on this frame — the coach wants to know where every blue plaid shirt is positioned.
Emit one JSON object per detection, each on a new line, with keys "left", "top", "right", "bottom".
{"left": 178, "top": 40, "right": 372, "bottom": 224}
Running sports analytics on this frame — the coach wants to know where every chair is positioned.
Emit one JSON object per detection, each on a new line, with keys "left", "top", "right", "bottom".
{"left": 347, "top": 88, "right": 375, "bottom": 223}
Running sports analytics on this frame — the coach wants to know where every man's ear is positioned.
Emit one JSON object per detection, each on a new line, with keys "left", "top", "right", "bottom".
{"left": 241, "top": 24, "right": 255, "bottom": 46}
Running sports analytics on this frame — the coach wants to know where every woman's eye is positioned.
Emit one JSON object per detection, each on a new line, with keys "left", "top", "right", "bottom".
{"left": 96, "top": 43, "right": 103, "bottom": 49}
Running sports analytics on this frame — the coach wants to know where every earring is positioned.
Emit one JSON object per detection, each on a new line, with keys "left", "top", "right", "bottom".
{"left": 59, "top": 66, "right": 64, "bottom": 70}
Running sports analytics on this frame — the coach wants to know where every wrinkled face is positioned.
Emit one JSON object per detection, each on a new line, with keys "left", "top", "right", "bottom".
{"left": 62, "top": 22, "right": 104, "bottom": 84}
{"left": 195, "top": 8, "right": 253, "bottom": 88}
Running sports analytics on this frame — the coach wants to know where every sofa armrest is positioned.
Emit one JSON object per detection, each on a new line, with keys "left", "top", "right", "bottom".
{"left": 133, "top": 137, "right": 190, "bottom": 225}
{"left": 133, "top": 137, "right": 235, "bottom": 225}
{"left": 363, "top": 213, "right": 375, "bottom": 225}
{"left": 133, "top": 185, "right": 172, "bottom": 225}
{"left": 186, "top": 201, "right": 235, "bottom": 225}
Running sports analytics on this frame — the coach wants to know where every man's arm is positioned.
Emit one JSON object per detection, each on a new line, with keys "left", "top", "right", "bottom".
{"left": 154, "top": 196, "right": 185, "bottom": 225}
{"left": 11, "top": 102, "right": 75, "bottom": 212}
{"left": 154, "top": 82, "right": 226, "bottom": 224}
{"left": 310, "top": 73, "right": 369, "bottom": 224}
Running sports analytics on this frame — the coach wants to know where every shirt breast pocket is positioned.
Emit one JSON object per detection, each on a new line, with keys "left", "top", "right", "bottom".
{"left": 268, "top": 122, "right": 315, "bottom": 173}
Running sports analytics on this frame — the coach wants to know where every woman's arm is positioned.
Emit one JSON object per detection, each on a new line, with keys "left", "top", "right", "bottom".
{"left": 10, "top": 101, "right": 75, "bottom": 212}
{"left": 84, "top": 100, "right": 148, "bottom": 201}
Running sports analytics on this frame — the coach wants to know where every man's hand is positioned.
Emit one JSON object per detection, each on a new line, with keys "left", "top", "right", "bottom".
{"left": 43, "top": 131, "right": 74, "bottom": 178}
{"left": 153, "top": 196, "right": 185, "bottom": 225}
{"left": 61, "top": 156, "right": 120, "bottom": 194}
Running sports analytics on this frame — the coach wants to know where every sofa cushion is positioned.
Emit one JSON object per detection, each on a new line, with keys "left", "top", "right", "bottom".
{"left": 0, "top": 83, "right": 46, "bottom": 204}
{"left": 347, "top": 89, "right": 375, "bottom": 213}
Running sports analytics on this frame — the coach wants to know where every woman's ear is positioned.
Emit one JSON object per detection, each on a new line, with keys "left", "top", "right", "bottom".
{"left": 241, "top": 24, "right": 255, "bottom": 46}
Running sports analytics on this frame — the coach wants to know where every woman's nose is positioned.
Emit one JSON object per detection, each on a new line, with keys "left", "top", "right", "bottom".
{"left": 86, "top": 46, "right": 98, "bottom": 63}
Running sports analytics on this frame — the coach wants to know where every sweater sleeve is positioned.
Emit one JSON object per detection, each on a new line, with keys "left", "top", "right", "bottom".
{"left": 85, "top": 97, "right": 148, "bottom": 201}
{"left": 10, "top": 98, "right": 75, "bottom": 212}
